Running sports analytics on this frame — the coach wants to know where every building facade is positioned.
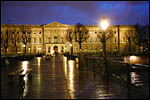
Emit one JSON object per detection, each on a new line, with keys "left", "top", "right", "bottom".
{"left": 1, "top": 21, "right": 138, "bottom": 55}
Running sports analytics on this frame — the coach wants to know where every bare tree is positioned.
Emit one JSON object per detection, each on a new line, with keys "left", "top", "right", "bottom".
{"left": 135, "top": 23, "right": 149, "bottom": 54}
{"left": 124, "top": 29, "right": 137, "bottom": 55}
{"left": 1, "top": 28, "right": 9, "bottom": 55}
{"left": 97, "top": 28, "right": 113, "bottom": 79}
{"left": 66, "top": 28, "right": 74, "bottom": 54}
{"left": 10, "top": 29, "right": 19, "bottom": 54}
{"left": 97, "top": 29, "right": 113, "bottom": 59}
{"left": 20, "top": 25, "right": 31, "bottom": 55}
{"left": 74, "top": 23, "right": 89, "bottom": 51}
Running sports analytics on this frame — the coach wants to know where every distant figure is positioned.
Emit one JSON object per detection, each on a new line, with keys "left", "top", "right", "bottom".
{"left": 5, "top": 59, "right": 9, "bottom": 66}
{"left": 45, "top": 54, "right": 51, "bottom": 61}
{"left": 45, "top": 54, "right": 49, "bottom": 61}
{"left": 5, "top": 59, "right": 9, "bottom": 70}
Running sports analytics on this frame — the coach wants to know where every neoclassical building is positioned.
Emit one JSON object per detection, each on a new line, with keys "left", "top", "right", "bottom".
{"left": 1, "top": 21, "right": 138, "bottom": 55}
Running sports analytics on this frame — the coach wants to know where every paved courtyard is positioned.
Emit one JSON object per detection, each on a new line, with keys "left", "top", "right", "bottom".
{"left": 1, "top": 55, "right": 128, "bottom": 99}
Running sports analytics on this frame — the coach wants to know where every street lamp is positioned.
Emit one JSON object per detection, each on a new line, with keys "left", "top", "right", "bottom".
{"left": 70, "top": 43, "right": 73, "bottom": 55}
{"left": 23, "top": 44, "right": 26, "bottom": 54}
{"left": 100, "top": 16, "right": 109, "bottom": 61}
{"left": 100, "top": 16, "right": 109, "bottom": 79}
{"left": 23, "top": 44, "right": 25, "bottom": 47}
{"left": 100, "top": 16, "right": 109, "bottom": 31}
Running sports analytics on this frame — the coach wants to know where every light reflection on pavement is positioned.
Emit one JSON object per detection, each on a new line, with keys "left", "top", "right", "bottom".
{"left": 1, "top": 55, "right": 128, "bottom": 99}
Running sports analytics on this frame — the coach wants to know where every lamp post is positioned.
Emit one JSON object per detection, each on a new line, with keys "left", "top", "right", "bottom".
{"left": 100, "top": 16, "right": 109, "bottom": 61}
{"left": 70, "top": 43, "right": 73, "bottom": 55}
{"left": 100, "top": 16, "right": 109, "bottom": 79}
{"left": 23, "top": 44, "right": 25, "bottom": 54}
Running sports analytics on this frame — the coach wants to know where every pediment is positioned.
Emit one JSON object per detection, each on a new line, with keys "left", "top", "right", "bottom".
{"left": 44, "top": 21, "right": 68, "bottom": 27}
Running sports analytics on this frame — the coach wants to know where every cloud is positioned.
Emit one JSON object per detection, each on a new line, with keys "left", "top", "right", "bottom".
{"left": 125, "top": 1, "right": 148, "bottom": 6}
{"left": 1, "top": 1, "right": 149, "bottom": 25}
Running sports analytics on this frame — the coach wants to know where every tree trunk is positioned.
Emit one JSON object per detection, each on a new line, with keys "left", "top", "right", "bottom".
{"left": 25, "top": 45, "right": 26, "bottom": 55}
{"left": 15, "top": 47, "right": 18, "bottom": 54}
{"left": 4, "top": 48, "right": 7, "bottom": 55}
{"left": 102, "top": 35, "right": 107, "bottom": 61}
{"left": 79, "top": 42, "right": 82, "bottom": 52}
{"left": 102, "top": 34, "right": 108, "bottom": 80}
{"left": 71, "top": 45, "right": 73, "bottom": 55}
{"left": 128, "top": 37, "right": 132, "bottom": 55}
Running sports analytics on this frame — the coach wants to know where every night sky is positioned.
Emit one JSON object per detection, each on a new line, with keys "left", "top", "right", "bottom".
{"left": 1, "top": 1, "right": 149, "bottom": 25}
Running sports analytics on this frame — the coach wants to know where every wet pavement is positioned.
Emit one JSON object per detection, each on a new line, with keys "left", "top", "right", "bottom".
{"left": 1, "top": 55, "right": 134, "bottom": 99}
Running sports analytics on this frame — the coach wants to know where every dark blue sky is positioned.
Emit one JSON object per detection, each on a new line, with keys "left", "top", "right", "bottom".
{"left": 1, "top": 1, "right": 149, "bottom": 25}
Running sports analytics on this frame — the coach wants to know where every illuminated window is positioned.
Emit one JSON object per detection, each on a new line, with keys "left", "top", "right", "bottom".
{"left": 34, "top": 38, "right": 36, "bottom": 43}
{"left": 18, "top": 47, "right": 20, "bottom": 52}
{"left": 115, "top": 37, "right": 116, "bottom": 43}
{"left": 109, "top": 38, "right": 112, "bottom": 43}
{"left": 48, "top": 38, "right": 50, "bottom": 43}
{"left": 28, "top": 38, "right": 31, "bottom": 43}
{"left": 39, "top": 38, "right": 41, "bottom": 43}
{"left": 61, "top": 37, "right": 64, "bottom": 42}
{"left": 95, "top": 38, "right": 97, "bottom": 43}
{"left": 90, "top": 38, "right": 92, "bottom": 43}
{"left": 34, "top": 46, "right": 36, "bottom": 53}
{"left": 90, "top": 46, "right": 93, "bottom": 51}
{"left": 54, "top": 36, "right": 57, "bottom": 43}
{"left": 123, "top": 37, "right": 126, "bottom": 42}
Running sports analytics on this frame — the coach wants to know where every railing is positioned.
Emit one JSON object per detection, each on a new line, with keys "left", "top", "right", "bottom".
{"left": 85, "top": 56, "right": 149, "bottom": 99}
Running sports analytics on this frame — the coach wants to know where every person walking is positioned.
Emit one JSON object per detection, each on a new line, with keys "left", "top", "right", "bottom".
{"left": 5, "top": 58, "right": 9, "bottom": 70}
